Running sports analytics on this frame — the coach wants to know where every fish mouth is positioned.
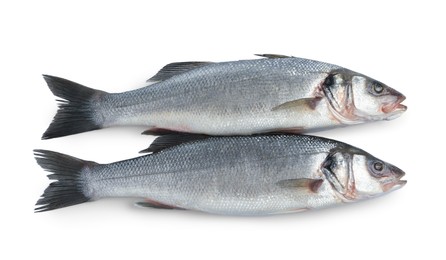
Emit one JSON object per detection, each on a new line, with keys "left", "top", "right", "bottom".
{"left": 391, "top": 179, "right": 407, "bottom": 191}
{"left": 383, "top": 171, "right": 407, "bottom": 192}
{"left": 382, "top": 95, "right": 407, "bottom": 120}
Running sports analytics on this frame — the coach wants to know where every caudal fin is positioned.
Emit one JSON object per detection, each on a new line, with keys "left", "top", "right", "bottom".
{"left": 34, "top": 149, "right": 96, "bottom": 212}
{"left": 42, "top": 75, "right": 108, "bottom": 139}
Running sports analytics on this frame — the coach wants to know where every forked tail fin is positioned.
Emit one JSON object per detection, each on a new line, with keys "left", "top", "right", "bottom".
{"left": 34, "top": 149, "right": 96, "bottom": 212}
{"left": 41, "top": 75, "right": 108, "bottom": 139}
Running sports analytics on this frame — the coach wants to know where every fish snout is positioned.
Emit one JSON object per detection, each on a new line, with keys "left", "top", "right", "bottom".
{"left": 381, "top": 92, "right": 407, "bottom": 120}
{"left": 383, "top": 165, "right": 407, "bottom": 192}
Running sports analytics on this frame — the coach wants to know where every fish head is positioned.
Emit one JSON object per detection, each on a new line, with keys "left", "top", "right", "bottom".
{"left": 323, "top": 70, "right": 406, "bottom": 124}
{"left": 322, "top": 148, "right": 406, "bottom": 201}
{"left": 352, "top": 152, "right": 406, "bottom": 197}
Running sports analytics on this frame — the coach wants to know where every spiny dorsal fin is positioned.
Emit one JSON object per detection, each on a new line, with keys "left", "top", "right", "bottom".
{"left": 147, "top": 61, "right": 213, "bottom": 82}
{"left": 140, "top": 133, "right": 209, "bottom": 153}
{"left": 255, "top": 54, "right": 293, "bottom": 59}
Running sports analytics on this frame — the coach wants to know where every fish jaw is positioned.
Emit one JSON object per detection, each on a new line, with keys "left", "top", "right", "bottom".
{"left": 382, "top": 167, "right": 407, "bottom": 193}
{"left": 382, "top": 95, "right": 407, "bottom": 120}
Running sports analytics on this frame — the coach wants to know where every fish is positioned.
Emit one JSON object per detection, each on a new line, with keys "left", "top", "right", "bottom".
{"left": 34, "top": 134, "right": 406, "bottom": 215}
{"left": 41, "top": 54, "right": 406, "bottom": 139}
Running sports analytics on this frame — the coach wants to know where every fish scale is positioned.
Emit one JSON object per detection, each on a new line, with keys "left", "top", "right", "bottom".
{"left": 34, "top": 134, "right": 406, "bottom": 215}
{"left": 40, "top": 55, "right": 405, "bottom": 139}
{"left": 35, "top": 55, "right": 407, "bottom": 215}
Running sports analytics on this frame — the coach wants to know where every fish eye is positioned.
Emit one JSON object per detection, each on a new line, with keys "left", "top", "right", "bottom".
{"left": 368, "top": 159, "right": 388, "bottom": 177}
{"left": 373, "top": 161, "right": 384, "bottom": 172}
{"left": 370, "top": 82, "right": 385, "bottom": 95}
{"left": 373, "top": 84, "right": 383, "bottom": 93}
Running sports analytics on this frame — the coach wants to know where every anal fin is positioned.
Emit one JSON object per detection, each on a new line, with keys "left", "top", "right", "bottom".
{"left": 135, "top": 199, "right": 185, "bottom": 210}
{"left": 272, "top": 127, "right": 305, "bottom": 134}
{"left": 142, "top": 127, "right": 183, "bottom": 136}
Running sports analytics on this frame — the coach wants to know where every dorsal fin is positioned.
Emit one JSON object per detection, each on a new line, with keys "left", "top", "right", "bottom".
{"left": 147, "top": 61, "right": 213, "bottom": 82}
{"left": 140, "top": 133, "right": 209, "bottom": 153}
{"left": 255, "top": 54, "right": 293, "bottom": 59}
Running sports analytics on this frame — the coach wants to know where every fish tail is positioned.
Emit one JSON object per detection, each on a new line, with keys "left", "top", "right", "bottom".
{"left": 34, "top": 149, "right": 96, "bottom": 212}
{"left": 41, "top": 75, "right": 108, "bottom": 139}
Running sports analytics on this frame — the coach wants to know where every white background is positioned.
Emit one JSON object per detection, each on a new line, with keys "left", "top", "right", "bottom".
{"left": 1, "top": 1, "right": 444, "bottom": 259}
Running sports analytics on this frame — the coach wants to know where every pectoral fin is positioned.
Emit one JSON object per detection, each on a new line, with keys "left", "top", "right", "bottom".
{"left": 271, "top": 97, "right": 322, "bottom": 111}
{"left": 276, "top": 178, "right": 324, "bottom": 193}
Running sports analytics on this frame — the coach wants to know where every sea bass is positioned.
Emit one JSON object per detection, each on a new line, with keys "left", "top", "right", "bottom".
{"left": 41, "top": 55, "right": 406, "bottom": 139}
{"left": 34, "top": 134, "right": 406, "bottom": 215}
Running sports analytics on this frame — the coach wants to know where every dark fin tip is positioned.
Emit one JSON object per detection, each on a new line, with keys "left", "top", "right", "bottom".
{"left": 142, "top": 133, "right": 209, "bottom": 154}
{"left": 41, "top": 75, "right": 106, "bottom": 139}
{"left": 141, "top": 128, "right": 183, "bottom": 136}
{"left": 147, "top": 61, "right": 213, "bottom": 82}
{"left": 135, "top": 199, "right": 185, "bottom": 210}
{"left": 310, "top": 179, "right": 324, "bottom": 193}
{"left": 255, "top": 54, "right": 293, "bottom": 59}
{"left": 34, "top": 149, "right": 93, "bottom": 212}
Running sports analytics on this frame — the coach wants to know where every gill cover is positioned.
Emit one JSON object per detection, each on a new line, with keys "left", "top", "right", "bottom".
{"left": 322, "top": 70, "right": 360, "bottom": 124}
{"left": 321, "top": 149, "right": 357, "bottom": 201}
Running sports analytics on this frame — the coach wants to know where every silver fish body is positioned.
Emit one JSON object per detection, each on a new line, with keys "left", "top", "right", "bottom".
{"left": 42, "top": 55, "right": 406, "bottom": 139}
{"left": 35, "top": 134, "right": 406, "bottom": 215}
{"left": 102, "top": 58, "right": 338, "bottom": 134}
